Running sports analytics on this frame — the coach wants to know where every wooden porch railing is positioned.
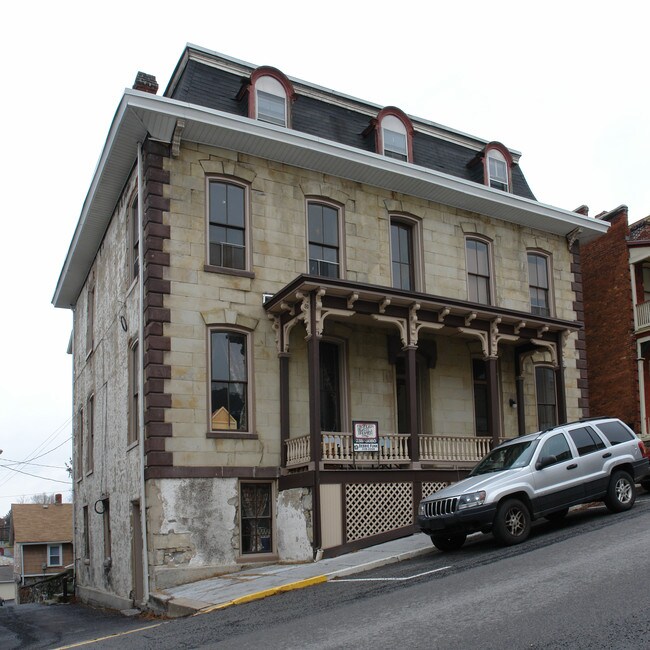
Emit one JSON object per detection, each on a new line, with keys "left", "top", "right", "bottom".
{"left": 637, "top": 301, "right": 650, "bottom": 330}
{"left": 285, "top": 432, "right": 511, "bottom": 468}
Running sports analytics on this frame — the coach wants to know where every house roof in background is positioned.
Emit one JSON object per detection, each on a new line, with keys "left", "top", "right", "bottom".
{"left": 10, "top": 504, "right": 73, "bottom": 544}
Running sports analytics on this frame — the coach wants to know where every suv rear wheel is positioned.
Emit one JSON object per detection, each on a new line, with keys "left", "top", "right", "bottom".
{"left": 605, "top": 470, "right": 636, "bottom": 512}
{"left": 493, "top": 498, "right": 531, "bottom": 545}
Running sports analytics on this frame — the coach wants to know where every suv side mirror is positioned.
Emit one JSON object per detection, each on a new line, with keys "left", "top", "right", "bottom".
{"left": 536, "top": 455, "right": 557, "bottom": 471}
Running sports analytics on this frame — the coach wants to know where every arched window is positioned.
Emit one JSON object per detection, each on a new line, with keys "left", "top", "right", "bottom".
{"left": 374, "top": 108, "right": 414, "bottom": 162}
{"left": 209, "top": 328, "right": 250, "bottom": 433}
{"left": 484, "top": 143, "right": 513, "bottom": 192}
{"left": 527, "top": 251, "right": 552, "bottom": 316}
{"left": 206, "top": 177, "right": 250, "bottom": 272}
{"left": 247, "top": 67, "right": 295, "bottom": 128}
{"left": 466, "top": 236, "right": 492, "bottom": 305}
{"left": 307, "top": 199, "right": 343, "bottom": 278}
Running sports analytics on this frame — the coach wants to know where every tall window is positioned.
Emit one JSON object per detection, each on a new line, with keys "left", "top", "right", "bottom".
{"left": 83, "top": 505, "right": 90, "bottom": 560}
{"left": 129, "top": 197, "right": 139, "bottom": 280}
{"left": 86, "top": 394, "right": 94, "bottom": 473}
{"left": 210, "top": 330, "right": 249, "bottom": 432}
{"left": 391, "top": 220, "right": 415, "bottom": 290}
{"left": 472, "top": 359, "right": 489, "bottom": 436}
{"left": 102, "top": 498, "right": 112, "bottom": 562}
{"left": 528, "top": 252, "right": 550, "bottom": 316}
{"left": 320, "top": 341, "right": 342, "bottom": 432}
{"left": 47, "top": 544, "right": 62, "bottom": 567}
{"left": 76, "top": 406, "right": 84, "bottom": 479}
{"left": 466, "top": 238, "right": 491, "bottom": 304}
{"left": 487, "top": 149, "right": 509, "bottom": 191}
{"left": 208, "top": 179, "right": 247, "bottom": 270}
{"left": 128, "top": 341, "right": 139, "bottom": 445}
{"left": 255, "top": 76, "right": 287, "bottom": 127}
{"left": 240, "top": 483, "right": 273, "bottom": 554}
{"left": 536, "top": 366, "right": 557, "bottom": 430}
{"left": 375, "top": 108, "right": 413, "bottom": 162}
{"left": 308, "top": 202, "right": 340, "bottom": 278}
{"left": 86, "top": 286, "right": 94, "bottom": 355}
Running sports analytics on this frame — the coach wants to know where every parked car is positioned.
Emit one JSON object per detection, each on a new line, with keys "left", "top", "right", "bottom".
{"left": 418, "top": 417, "right": 649, "bottom": 551}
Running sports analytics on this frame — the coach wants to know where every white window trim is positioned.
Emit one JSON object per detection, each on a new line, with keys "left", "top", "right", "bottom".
{"left": 255, "top": 76, "right": 287, "bottom": 127}
{"left": 47, "top": 543, "right": 63, "bottom": 567}
{"left": 380, "top": 114, "right": 409, "bottom": 161}
{"left": 486, "top": 149, "right": 510, "bottom": 192}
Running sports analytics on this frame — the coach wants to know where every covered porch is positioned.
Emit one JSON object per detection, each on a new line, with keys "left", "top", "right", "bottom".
{"left": 264, "top": 275, "right": 577, "bottom": 556}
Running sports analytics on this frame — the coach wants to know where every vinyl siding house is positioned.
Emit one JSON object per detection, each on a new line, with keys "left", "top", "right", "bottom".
{"left": 53, "top": 44, "right": 608, "bottom": 611}
{"left": 10, "top": 500, "right": 73, "bottom": 590}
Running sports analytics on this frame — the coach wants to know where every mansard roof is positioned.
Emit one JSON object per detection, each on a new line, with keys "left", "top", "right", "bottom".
{"left": 167, "top": 47, "right": 536, "bottom": 199}
{"left": 53, "top": 44, "right": 609, "bottom": 310}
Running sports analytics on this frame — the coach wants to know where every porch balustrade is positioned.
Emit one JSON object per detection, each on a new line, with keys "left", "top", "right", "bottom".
{"left": 285, "top": 432, "right": 510, "bottom": 468}
{"left": 637, "top": 301, "right": 650, "bottom": 330}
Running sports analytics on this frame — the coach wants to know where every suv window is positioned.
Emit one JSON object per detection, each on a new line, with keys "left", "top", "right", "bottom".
{"left": 538, "top": 433, "right": 572, "bottom": 466}
{"left": 568, "top": 426, "right": 605, "bottom": 456}
{"left": 596, "top": 420, "right": 635, "bottom": 445}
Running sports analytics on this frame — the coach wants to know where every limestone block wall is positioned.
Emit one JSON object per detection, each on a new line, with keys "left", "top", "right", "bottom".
{"left": 162, "top": 143, "right": 580, "bottom": 465}
{"left": 71, "top": 169, "right": 144, "bottom": 607}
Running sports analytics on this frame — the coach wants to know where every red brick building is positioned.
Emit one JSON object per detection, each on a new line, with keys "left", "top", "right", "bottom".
{"left": 582, "top": 206, "right": 650, "bottom": 435}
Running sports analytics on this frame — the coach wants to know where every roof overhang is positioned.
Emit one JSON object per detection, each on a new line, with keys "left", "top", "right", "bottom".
{"left": 53, "top": 90, "right": 609, "bottom": 309}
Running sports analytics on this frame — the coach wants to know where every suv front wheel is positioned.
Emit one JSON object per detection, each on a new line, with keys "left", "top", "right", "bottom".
{"left": 493, "top": 498, "right": 531, "bottom": 545}
{"left": 605, "top": 470, "right": 636, "bottom": 513}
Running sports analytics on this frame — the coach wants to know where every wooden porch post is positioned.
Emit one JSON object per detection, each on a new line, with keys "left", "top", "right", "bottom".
{"left": 486, "top": 356, "right": 500, "bottom": 447}
{"left": 306, "top": 291, "right": 322, "bottom": 556}
{"left": 555, "top": 334, "right": 567, "bottom": 424}
{"left": 405, "top": 345, "right": 420, "bottom": 462}
{"left": 279, "top": 352, "right": 290, "bottom": 468}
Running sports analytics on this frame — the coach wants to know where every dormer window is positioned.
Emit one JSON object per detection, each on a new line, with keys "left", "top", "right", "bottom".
{"left": 256, "top": 78, "right": 286, "bottom": 126}
{"left": 484, "top": 143, "right": 513, "bottom": 192}
{"left": 373, "top": 108, "right": 414, "bottom": 163}
{"left": 246, "top": 67, "right": 295, "bottom": 128}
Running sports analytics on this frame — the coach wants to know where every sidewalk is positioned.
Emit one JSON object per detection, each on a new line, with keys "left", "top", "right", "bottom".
{"left": 154, "top": 533, "right": 433, "bottom": 617}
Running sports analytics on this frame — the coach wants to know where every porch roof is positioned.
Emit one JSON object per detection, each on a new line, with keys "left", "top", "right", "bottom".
{"left": 264, "top": 274, "right": 579, "bottom": 341}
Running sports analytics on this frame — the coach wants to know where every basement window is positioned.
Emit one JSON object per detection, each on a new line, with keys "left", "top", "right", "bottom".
{"left": 240, "top": 482, "right": 273, "bottom": 554}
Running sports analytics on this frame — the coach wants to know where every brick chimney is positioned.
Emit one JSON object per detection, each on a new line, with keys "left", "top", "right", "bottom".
{"left": 133, "top": 71, "right": 158, "bottom": 95}
{"left": 55, "top": 493, "right": 62, "bottom": 505}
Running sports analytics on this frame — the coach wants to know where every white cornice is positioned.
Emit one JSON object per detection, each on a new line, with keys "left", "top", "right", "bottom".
{"left": 53, "top": 91, "right": 607, "bottom": 309}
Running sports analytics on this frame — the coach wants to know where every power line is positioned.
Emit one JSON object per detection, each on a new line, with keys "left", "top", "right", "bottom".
{"left": 1, "top": 464, "right": 71, "bottom": 484}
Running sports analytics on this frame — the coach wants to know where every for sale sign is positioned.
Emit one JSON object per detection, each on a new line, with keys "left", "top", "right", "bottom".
{"left": 353, "top": 420, "right": 379, "bottom": 452}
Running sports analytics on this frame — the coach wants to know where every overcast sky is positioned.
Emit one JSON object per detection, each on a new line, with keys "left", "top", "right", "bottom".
{"left": 1, "top": 1, "right": 648, "bottom": 517}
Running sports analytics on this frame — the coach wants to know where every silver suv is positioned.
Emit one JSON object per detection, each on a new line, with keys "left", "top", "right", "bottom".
{"left": 418, "top": 417, "right": 649, "bottom": 551}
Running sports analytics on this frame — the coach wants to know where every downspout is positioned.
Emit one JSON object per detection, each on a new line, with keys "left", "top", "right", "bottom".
{"left": 136, "top": 142, "right": 150, "bottom": 604}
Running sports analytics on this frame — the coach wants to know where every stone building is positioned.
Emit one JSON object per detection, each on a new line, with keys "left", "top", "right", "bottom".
{"left": 582, "top": 205, "right": 650, "bottom": 435}
{"left": 53, "top": 44, "right": 607, "bottom": 610}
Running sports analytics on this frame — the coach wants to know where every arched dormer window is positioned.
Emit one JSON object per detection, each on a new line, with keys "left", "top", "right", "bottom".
{"left": 373, "top": 107, "right": 414, "bottom": 162}
{"left": 484, "top": 142, "right": 513, "bottom": 192}
{"left": 247, "top": 67, "right": 295, "bottom": 128}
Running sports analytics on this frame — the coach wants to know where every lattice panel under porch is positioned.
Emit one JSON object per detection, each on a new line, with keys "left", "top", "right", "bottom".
{"left": 345, "top": 482, "right": 413, "bottom": 543}
{"left": 421, "top": 481, "right": 449, "bottom": 498}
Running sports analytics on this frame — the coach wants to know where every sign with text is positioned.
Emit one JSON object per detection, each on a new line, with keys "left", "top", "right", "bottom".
{"left": 353, "top": 420, "right": 379, "bottom": 452}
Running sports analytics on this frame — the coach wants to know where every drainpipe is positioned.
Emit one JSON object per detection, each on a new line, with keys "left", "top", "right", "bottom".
{"left": 137, "top": 142, "right": 150, "bottom": 605}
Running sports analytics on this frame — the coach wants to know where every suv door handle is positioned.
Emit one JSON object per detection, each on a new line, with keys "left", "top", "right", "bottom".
{"left": 602, "top": 452, "right": 612, "bottom": 458}
{"left": 567, "top": 464, "right": 578, "bottom": 470}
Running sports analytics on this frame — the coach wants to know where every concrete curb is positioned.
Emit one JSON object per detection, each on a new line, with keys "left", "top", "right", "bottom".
{"left": 195, "top": 575, "right": 328, "bottom": 615}
{"left": 190, "top": 544, "right": 433, "bottom": 616}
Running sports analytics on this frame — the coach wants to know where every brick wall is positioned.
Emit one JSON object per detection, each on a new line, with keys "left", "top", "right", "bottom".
{"left": 582, "top": 210, "right": 640, "bottom": 430}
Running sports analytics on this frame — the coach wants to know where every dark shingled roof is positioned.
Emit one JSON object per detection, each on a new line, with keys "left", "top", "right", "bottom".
{"left": 169, "top": 58, "right": 536, "bottom": 200}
